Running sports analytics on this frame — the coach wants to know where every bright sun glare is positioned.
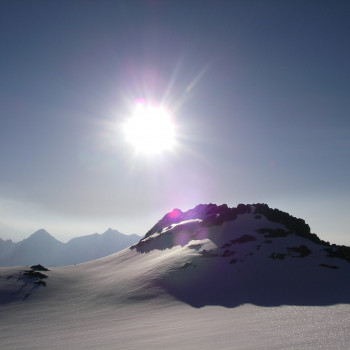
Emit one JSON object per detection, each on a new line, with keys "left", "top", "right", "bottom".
{"left": 123, "top": 102, "right": 175, "bottom": 155}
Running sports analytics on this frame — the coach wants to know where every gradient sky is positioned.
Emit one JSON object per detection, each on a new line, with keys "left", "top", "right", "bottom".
{"left": 1, "top": 0, "right": 349, "bottom": 244}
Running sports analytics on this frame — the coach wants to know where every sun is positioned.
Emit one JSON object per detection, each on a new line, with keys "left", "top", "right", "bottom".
{"left": 123, "top": 102, "right": 176, "bottom": 155}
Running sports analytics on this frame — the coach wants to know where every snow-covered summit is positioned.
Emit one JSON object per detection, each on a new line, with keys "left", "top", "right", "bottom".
{"left": 144, "top": 203, "right": 312, "bottom": 238}
{"left": 131, "top": 203, "right": 350, "bottom": 307}
{"left": 137, "top": 203, "right": 330, "bottom": 251}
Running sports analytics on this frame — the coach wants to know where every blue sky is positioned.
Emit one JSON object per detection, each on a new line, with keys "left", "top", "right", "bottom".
{"left": 0, "top": 0, "right": 349, "bottom": 244}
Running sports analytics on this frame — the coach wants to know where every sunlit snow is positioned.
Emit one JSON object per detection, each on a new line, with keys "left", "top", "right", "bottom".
{"left": 1, "top": 204, "right": 350, "bottom": 349}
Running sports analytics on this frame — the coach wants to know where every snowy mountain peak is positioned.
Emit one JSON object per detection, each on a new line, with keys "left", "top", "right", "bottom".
{"left": 131, "top": 203, "right": 350, "bottom": 307}
{"left": 133, "top": 202, "right": 350, "bottom": 275}
{"left": 142, "top": 202, "right": 315, "bottom": 244}
{"left": 144, "top": 203, "right": 233, "bottom": 238}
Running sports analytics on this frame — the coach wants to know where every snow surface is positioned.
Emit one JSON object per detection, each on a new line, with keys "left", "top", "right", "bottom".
{"left": 1, "top": 205, "right": 350, "bottom": 349}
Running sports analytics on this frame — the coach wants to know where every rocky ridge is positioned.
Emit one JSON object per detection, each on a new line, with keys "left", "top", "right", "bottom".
{"left": 136, "top": 203, "right": 350, "bottom": 262}
{"left": 131, "top": 203, "right": 350, "bottom": 307}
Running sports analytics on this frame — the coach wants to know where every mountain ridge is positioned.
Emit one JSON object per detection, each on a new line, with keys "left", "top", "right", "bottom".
{"left": 131, "top": 203, "right": 350, "bottom": 307}
{"left": 0, "top": 228, "right": 140, "bottom": 267}
{"left": 141, "top": 203, "right": 350, "bottom": 262}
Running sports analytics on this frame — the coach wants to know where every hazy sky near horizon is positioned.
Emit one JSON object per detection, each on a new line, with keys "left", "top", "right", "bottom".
{"left": 1, "top": 0, "right": 349, "bottom": 244}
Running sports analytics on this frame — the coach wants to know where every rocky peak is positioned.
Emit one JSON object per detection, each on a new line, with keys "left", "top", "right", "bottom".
{"left": 144, "top": 203, "right": 251, "bottom": 239}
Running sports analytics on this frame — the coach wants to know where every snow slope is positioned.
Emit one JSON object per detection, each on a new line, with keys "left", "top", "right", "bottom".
{"left": 0, "top": 203, "right": 349, "bottom": 349}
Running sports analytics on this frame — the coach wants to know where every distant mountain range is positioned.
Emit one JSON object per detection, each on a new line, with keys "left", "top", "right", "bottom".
{"left": 0, "top": 228, "right": 140, "bottom": 267}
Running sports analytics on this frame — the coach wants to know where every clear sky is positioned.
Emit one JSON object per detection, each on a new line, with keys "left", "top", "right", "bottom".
{"left": 1, "top": 0, "right": 349, "bottom": 244}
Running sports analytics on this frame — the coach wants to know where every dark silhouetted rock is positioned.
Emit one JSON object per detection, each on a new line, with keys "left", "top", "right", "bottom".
{"left": 31, "top": 264, "right": 49, "bottom": 271}
{"left": 34, "top": 280, "right": 47, "bottom": 286}
{"left": 287, "top": 245, "right": 311, "bottom": 258}
{"left": 23, "top": 270, "right": 48, "bottom": 279}
{"left": 231, "top": 234, "right": 257, "bottom": 244}
{"left": 269, "top": 253, "right": 286, "bottom": 260}
{"left": 319, "top": 263, "right": 338, "bottom": 270}
{"left": 256, "top": 228, "right": 290, "bottom": 238}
